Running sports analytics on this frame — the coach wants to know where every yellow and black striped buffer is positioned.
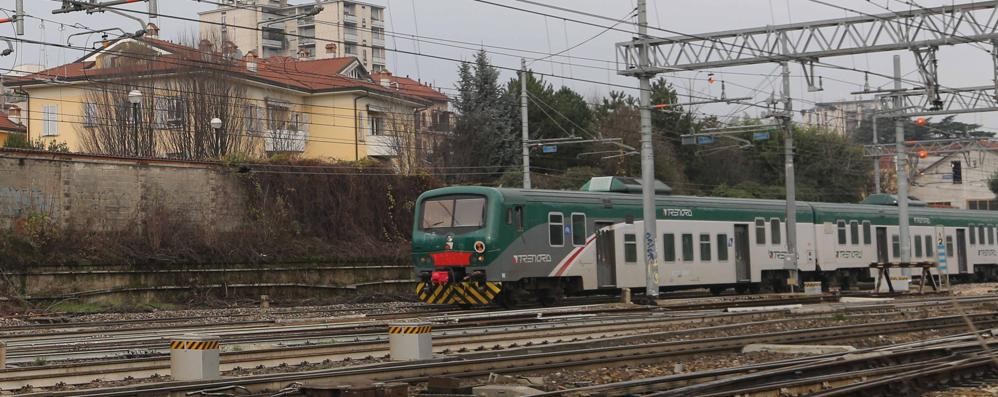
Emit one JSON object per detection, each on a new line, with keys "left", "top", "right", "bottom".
{"left": 170, "top": 340, "right": 221, "bottom": 350}
{"left": 416, "top": 281, "right": 501, "bottom": 305}
{"left": 388, "top": 325, "right": 433, "bottom": 334}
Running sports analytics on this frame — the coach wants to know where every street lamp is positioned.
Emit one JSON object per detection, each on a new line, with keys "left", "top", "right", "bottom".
{"left": 127, "top": 89, "right": 142, "bottom": 156}
{"left": 211, "top": 117, "right": 223, "bottom": 157}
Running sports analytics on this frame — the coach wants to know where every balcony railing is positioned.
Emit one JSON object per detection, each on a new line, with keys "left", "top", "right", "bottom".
{"left": 265, "top": 130, "right": 307, "bottom": 153}
{"left": 372, "top": 37, "right": 385, "bottom": 47}
{"left": 371, "top": 18, "right": 384, "bottom": 28}
{"left": 344, "top": 31, "right": 359, "bottom": 43}
{"left": 344, "top": 13, "right": 358, "bottom": 24}
{"left": 262, "top": 38, "right": 284, "bottom": 49}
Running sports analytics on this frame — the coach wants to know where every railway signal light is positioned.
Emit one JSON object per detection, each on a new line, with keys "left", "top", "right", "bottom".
{"left": 915, "top": 117, "right": 928, "bottom": 127}
{"left": 917, "top": 149, "right": 928, "bottom": 158}
{"left": 951, "top": 160, "right": 963, "bottom": 184}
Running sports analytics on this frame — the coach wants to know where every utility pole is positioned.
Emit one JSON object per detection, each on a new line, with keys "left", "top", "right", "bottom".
{"left": 781, "top": 62, "right": 798, "bottom": 280}
{"left": 521, "top": 58, "right": 531, "bottom": 189}
{"left": 893, "top": 55, "right": 912, "bottom": 268}
{"left": 15, "top": 0, "right": 23, "bottom": 36}
{"left": 872, "top": 115, "right": 881, "bottom": 194}
{"left": 637, "top": 0, "right": 659, "bottom": 298}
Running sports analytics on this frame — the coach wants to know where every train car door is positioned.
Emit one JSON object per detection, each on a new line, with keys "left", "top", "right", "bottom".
{"left": 595, "top": 222, "right": 617, "bottom": 287}
{"left": 734, "top": 224, "right": 751, "bottom": 282}
{"left": 876, "top": 227, "right": 888, "bottom": 264}
{"left": 957, "top": 229, "right": 969, "bottom": 273}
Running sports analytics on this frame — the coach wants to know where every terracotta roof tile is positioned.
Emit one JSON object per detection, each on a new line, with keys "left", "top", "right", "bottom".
{"left": 0, "top": 114, "right": 26, "bottom": 133}
{"left": 11, "top": 38, "right": 440, "bottom": 104}
{"left": 371, "top": 72, "right": 449, "bottom": 102}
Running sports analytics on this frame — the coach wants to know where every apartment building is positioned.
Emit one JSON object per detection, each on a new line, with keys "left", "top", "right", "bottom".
{"left": 200, "top": 0, "right": 387, "bottom": 71}
{"left": 801, "top": 99, "right": 878, "bottom": 138}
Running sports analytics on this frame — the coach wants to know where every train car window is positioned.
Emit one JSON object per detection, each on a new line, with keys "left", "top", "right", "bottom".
{"left": 849, "top": 221, "right": 859, "bottom": 245}
{"left": 717, "top": 234, "right": 729, "bottom": 261}
{"left": 946, "top": 236, "right": 954, "bottom": 257}
{"left": 700, "top": 234, "right": 712, "bottom": 261}
{"left": 970, "top": 224, "right": 977, "bottom": 245}
{"left": 755, "top": 219, "right": 766, "bottom": 245}
{"left": 990, "top": 226, "right": 996, "bottom": 245}
{"left": 663, "top": 233, "right": 676, "bottom": 262}
{"left": 914, "top": 236, "right": 923, "bottom": 258}
{"left": 891, "top": 235, "right": 900, "bottom": 258}
{"left": 682, "top": 234, "right": 694, "bottom": 261}
{"left": 980, "top": 225, "right": 986, "bottom": 246}
{"left": 548, "top": 213, "right": 564, "bottom": 247}
{"left": 862, "top": 221, "right": 872, "bottom": 245}
{"left": 924, "top": 235, "right": 933, "bottom": 257}
{"left": 506, "top": 208, "right": 513, "bottom": 225}
{"left": 624, "top": 234, "right": 637, "bottom": 263}
{"left": 571, "top": 213, "right": 587, "bottom": 246}
{"left": 515, "top": 206, "right": 524, "bottom": 232}
{"left": 837, "top": 221, "right": 847, "bottom": 245}
{"left": 770, "top": 219, "right": 781, "bottom": 245}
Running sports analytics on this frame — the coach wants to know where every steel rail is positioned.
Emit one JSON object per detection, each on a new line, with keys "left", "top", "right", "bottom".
{"left": 19, "top": 312, "right": 998, "bottom": 397}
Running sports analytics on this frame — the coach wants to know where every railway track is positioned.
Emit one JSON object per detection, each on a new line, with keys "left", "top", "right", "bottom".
{"left": 15, "top": 310, "right": 998, "bottom": 396}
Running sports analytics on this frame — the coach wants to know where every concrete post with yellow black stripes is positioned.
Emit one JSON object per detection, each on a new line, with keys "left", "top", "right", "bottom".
{"left": 170, "top": 334, "right": 220, "bottom": 381}
{"left": 388, "top": 322, "right": 432, "bottom": 361}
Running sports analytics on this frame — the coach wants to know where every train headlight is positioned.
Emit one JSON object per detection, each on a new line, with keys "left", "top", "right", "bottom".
{"left": 474, "top": 241, "right": 486, "bottom": 253}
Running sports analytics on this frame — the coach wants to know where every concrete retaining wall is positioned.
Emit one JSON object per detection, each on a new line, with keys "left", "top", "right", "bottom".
{"left": 0, "top": 149, "right": 246, "bottom": 232}
{"left": 9, "top": 263, "right": 415, "bottom": 305}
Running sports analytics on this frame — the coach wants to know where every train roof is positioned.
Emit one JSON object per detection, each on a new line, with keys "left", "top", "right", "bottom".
{"left": 419, "top": 185, "right": 998, "bottom": 224}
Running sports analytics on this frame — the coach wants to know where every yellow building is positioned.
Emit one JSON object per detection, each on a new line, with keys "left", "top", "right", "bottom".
{"left": 9, "top": 35, "right": 448, "bottom": 163}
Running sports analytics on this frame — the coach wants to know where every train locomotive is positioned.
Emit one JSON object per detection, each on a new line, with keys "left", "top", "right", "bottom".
{"left": 412, "top": 177, "right": 998, "bottom": 306}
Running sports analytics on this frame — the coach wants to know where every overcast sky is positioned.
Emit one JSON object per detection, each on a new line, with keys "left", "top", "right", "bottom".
{"left": 3, "top": 0, "right": 997, "bottom": 132}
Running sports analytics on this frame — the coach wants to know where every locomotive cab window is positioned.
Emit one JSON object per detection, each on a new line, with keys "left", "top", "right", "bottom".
{"left": 571, "top": 213, "right": 587, "bottom": 246}
{"left": 420, "top": 195, "right": 486, "bottom": 232}
{"left": 548, "top": 213, "right": 564, "bottom": 247}
{"left": 514, "top": 206, "right": 524, "bottom": 232}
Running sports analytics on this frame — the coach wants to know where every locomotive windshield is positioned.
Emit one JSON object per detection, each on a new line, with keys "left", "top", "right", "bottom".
{"left": 420, "top": 195, "right": 487, "bottom": 231}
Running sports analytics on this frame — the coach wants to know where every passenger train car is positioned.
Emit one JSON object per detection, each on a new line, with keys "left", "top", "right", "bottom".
{"left": 412, "top": 178, "right": 998, "bottom": 306}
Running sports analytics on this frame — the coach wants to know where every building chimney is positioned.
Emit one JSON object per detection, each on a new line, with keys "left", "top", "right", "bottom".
{"left": 379, "top": 70, "right": 392, "bottom": 87}
{"left": 244, "top": 51, "right": 258, "bottom": 73}
{"left": 145, "top": 23, "right": 160, "bottom": 39}
{"left": 198, "top": 39, "right": 215, "bottom": 54}
{"left": 7, "top": 105, "right": 21, "bottom": 126}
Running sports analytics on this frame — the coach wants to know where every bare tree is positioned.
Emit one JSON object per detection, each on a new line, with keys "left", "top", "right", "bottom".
{"left": 382, "top": 101, "right": 426, "bottom": 175}
{"left": 79, "top": 76, "right": 159, "bottom": 157}
{"left": 78, "top": 38, "right": 257, "bottom": 160}
{"left": 158, "top": 65, "right": 255, "bottom": 160}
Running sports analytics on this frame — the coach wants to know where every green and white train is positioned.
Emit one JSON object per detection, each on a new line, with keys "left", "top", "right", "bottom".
{"left": 412, "top": 177, "right": 998, "bottom": 305}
